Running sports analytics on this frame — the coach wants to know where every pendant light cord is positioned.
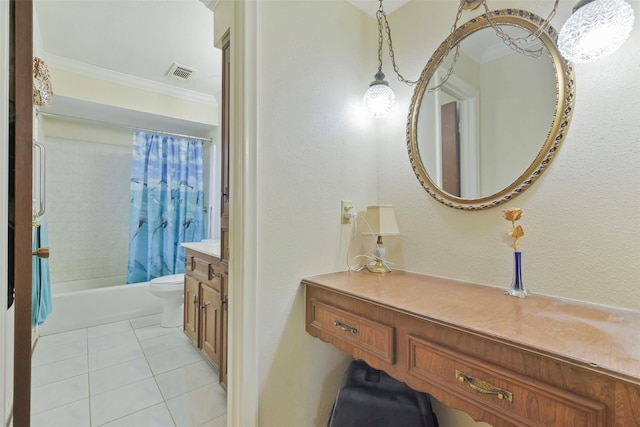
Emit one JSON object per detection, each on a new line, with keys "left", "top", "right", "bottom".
{"left": 374, "top": 0, "right": 560, "bottom": 89}
{"left": 376, "top": 0, "right": 466, "bottom": 89}
{"left": 482, "top": 0, "right": 559, "bottom": 57}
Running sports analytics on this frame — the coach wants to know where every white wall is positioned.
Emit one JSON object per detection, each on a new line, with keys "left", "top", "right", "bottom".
{"left": 42, "top": 132, "right": 131, "bottom": 283}
{"left": 255, "top": 1, "right": 378, "bottom": 425}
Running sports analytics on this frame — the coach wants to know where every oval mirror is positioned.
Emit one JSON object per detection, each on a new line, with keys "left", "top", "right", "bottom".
{"left": 407, "top": 9, "right": 575, "bottom": 210}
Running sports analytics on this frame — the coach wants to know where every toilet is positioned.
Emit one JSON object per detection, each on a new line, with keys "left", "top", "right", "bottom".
{"left": 149, "top": 273, "right": 185, "bottom": 327}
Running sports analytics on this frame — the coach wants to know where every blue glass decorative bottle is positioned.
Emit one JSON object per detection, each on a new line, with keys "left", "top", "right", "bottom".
{"left": 505, "top": 251, "right": 529, "bottom": 298}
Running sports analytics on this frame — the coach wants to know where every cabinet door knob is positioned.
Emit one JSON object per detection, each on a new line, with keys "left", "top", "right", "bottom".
{"left": 201, "top": 301, "right": 215, "bottom": 311}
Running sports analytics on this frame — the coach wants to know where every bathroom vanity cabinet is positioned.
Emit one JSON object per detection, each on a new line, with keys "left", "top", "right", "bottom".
{"left": 304, "top": 270, "right": 640, "bottom": 426}
{"left": 184, "top": 246, "right": 227, "bottom": 388}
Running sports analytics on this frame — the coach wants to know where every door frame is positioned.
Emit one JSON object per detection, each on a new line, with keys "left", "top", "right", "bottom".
{"left": 11, "top": 0, "right": 34, "bottom": 425}
{"left": 211, "top": 0, "right": 260, "bottom": 425}
{"left": 1, "top": 0, "right": 9, "bottom": 423}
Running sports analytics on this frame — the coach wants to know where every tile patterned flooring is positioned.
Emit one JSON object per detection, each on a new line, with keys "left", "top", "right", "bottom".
{"left": 30, "top": 314, "right": 227, "bottom": 426}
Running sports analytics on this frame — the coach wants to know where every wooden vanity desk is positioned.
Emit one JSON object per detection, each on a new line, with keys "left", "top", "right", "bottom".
{"left": 303, "top": 270, "right": 640, "bottom": 426}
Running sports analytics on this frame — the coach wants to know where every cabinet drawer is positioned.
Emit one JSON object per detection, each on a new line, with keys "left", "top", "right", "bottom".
{"left": 407, "top": 336, "right": 605, "bottom": 427}
{"left": 192, "top": 257, "right": 222, "bottom": 285}
{"left": 309, "top": 299, "right": 395, "bottom": 364}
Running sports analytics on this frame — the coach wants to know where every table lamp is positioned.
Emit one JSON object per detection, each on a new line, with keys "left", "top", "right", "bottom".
{"left": 362, "top": 205, "right": 400, "bottom": 273}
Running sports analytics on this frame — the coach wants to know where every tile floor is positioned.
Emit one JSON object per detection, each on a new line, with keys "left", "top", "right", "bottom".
{"left": 30, "top": 314, "right": 227, "bottom": 427}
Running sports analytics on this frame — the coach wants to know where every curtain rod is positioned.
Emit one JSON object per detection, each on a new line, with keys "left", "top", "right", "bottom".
{"left": 36, "top": 111, "right": 213, "bottom": 143}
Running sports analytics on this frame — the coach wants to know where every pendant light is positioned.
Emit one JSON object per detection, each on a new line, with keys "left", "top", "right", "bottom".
{"left": 363, "top": 0, "right": 396, "bottom": 118}
{"left": 364, "top": 71, "right": 394, "bottom": 118}
{"left": 558, "top": 0, "right": 635, "bottom": 63}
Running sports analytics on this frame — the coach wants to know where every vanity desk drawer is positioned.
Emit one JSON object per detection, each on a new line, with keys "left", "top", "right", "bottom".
{"left": 406, "top": 335, "right": 605, "bottom": 427}
{"left": 309, "top": 298, "right": 395, "bottom": 365}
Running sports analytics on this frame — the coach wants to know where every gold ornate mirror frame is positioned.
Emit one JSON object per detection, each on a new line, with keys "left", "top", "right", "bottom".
{"left": 407, "top": 9, "right": 575, "bottom": 210}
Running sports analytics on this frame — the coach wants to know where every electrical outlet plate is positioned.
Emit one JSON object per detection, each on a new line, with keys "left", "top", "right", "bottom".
{"left": 341, "top": 200, "right": 353, "bottom": 224}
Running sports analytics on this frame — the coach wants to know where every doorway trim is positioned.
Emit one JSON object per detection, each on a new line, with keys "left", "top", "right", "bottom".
{"left": 224, "top": 0, "right": 259, "bottom": 425}
{"left": 439, "top": 70, "right": 480, "bottom": 198}
{"left": 0, "top": 0, "right": 10, "bottom": 423}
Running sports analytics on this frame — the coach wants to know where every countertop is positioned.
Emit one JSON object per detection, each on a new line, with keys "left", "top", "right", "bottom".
{"left": 181, "top": 239, "right": 220, "bottom": 258}
{"left": 303, "top": 270, "right": 640, "bottom": 382}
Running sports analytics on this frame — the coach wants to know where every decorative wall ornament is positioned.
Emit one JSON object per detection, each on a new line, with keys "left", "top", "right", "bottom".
{"left": 33, "top": 57, "right": 53, "bottom": 107}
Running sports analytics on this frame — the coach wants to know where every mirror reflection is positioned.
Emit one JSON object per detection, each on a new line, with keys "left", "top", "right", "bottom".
{"left": 419, "top": 26, "right": 557, "bottom": 198}
{"left": 408, "top": 11, "right": 574, "bottom": 210}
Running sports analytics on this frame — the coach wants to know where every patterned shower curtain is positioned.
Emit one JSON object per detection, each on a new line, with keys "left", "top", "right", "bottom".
{"left": 127, "top": 132, "right": 204, "bottom": 284}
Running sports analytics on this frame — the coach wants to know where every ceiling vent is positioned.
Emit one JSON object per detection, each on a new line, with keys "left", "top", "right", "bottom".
{"left": 166, "top": 63, "right": 196, "bottom": 82}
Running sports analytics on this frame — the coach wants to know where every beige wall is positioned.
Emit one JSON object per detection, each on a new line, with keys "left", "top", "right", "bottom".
{"left": 479, "top": 50, "right": 556, "bottom": 195}
{"left": 254, "top": 1, "right": 379, "bottom": 425}
{"left": 48, "top": 68, "right": 218, "bottom": 127}
{"left": 383, "top": 0, "right": 640, "bottom": 309}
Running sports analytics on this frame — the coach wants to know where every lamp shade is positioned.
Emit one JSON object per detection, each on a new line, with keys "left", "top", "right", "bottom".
{"left": 362, "top": 205, "right": 400, "bottom": 236}
{"left": 364, "top": 71, "right": 395, "bottom": 118}
{"left": 558, "top": 0, "right": 635, "bottom": 63}
{"left": 364, "top": 83, "right": 395, "bottom": 118}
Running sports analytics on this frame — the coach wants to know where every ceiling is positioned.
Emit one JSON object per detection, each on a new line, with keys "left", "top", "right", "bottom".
{"left": 346, "top": 0, "right": 411, "bottom": 17}
{"left": 33, "top": 0, "right": 407, "bottom": 108}
{"left": 34, "top": 0, "right": 221, "bottom": 102}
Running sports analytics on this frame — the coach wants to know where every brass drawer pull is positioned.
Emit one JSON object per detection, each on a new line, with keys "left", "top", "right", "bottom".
{"left": 334, "top": 320, "right": 358, "bottom": 334}
{"left": 455, "top": 370, "right": 513, "bottom": 402}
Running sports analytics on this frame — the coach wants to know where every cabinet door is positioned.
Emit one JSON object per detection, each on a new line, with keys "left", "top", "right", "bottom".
{"left": 220, "top": 35, "right": 230, "bottom": 264}
{"left": 220, "top": 270, "right": 228, "bottom": 389}
{"left": 200, "top": 282, "right": 222, "bottom": 367}
{"left": 184, "top": 274, "right": 199, "bottom": 346}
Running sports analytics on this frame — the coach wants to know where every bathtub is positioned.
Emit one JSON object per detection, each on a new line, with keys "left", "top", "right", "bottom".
{"left": 38, "top": 275, "right": 164, "bottom": 336}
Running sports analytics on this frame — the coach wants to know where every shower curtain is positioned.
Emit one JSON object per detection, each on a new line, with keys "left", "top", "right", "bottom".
{"left": 127, "top": 132, "right": 204, "bottom": 284}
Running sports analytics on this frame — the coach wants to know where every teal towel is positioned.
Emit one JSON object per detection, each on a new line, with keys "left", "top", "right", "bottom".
{"left": 32, "top": 220, "right": 52, "bottom": 326}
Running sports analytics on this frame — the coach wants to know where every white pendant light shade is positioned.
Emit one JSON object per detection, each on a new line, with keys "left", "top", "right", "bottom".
{"left": 364, "top": 72, "right": 395, "bottom": 118}
{"left": 558, "top": 0, "right": 635, "bottom": 63}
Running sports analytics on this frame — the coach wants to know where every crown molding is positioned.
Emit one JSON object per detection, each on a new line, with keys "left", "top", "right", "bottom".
{"left": 42, "top": 53, "right": 218, "bottom": 106}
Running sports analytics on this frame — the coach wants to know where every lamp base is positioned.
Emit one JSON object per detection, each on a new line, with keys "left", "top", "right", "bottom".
{"left": 367, "top": 259, "right": 391, "bottom": 274}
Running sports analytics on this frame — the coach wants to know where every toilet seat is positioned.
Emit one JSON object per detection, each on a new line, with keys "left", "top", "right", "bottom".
{"left": 149, "top": 273, "right": 184, "bottom": 293}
